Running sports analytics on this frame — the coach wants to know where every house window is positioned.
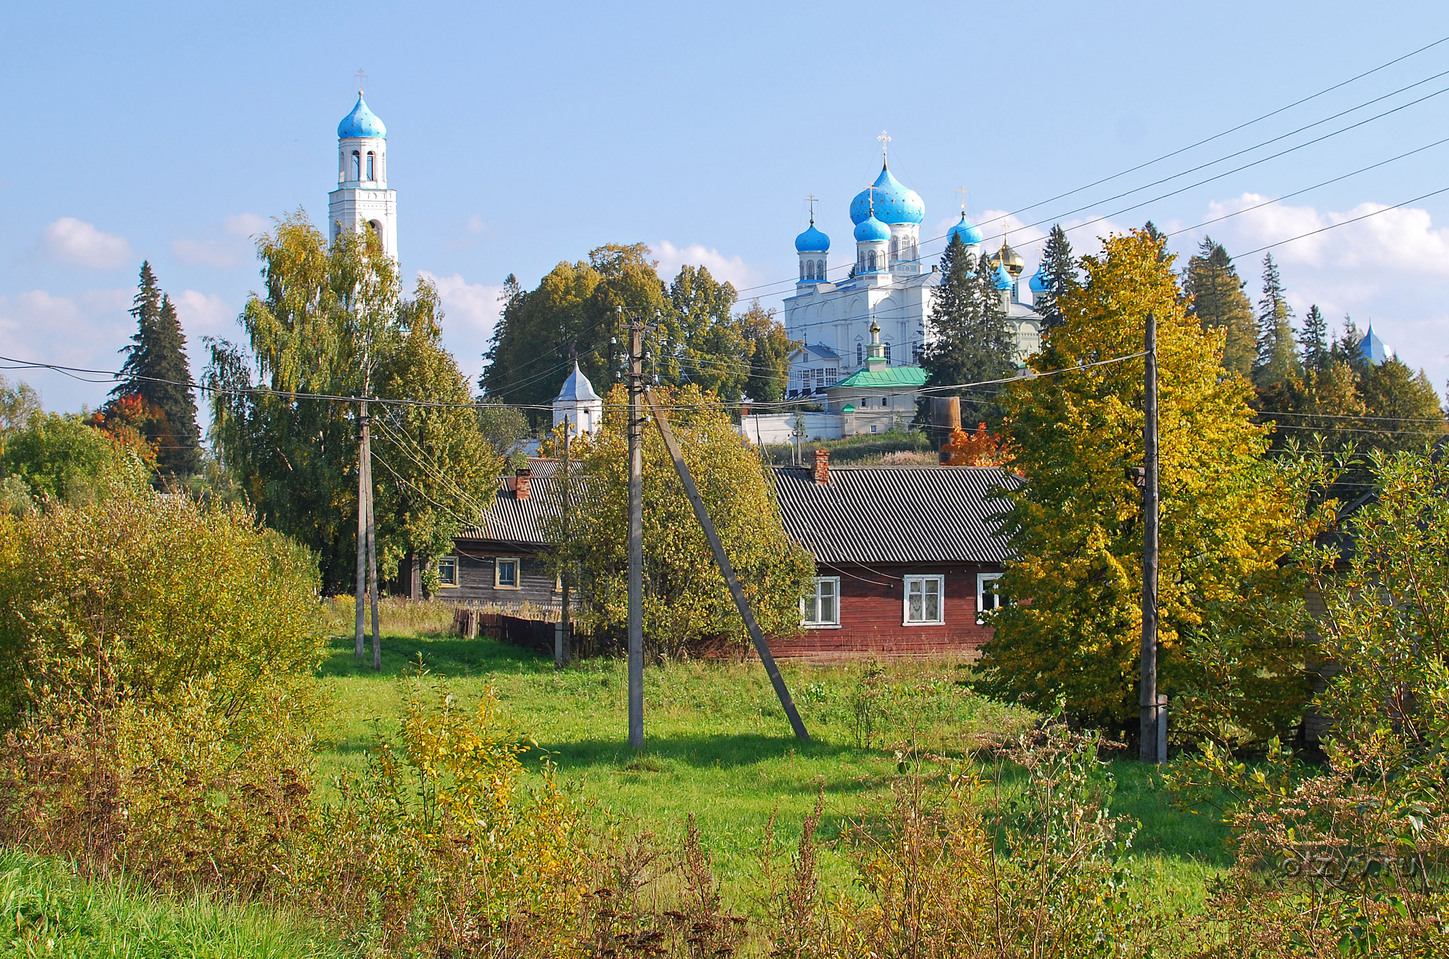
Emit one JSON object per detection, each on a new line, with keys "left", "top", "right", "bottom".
{"left": 437, "top": 555, "right": 458, "bottom": 588}
{"left": 977, "top": 573, "right": 1005, "bottom": 624}
{"left": 495, "top": 557, "right": 520, "bottom": 589}
{"left": 904, "top": 574, "right": 944, "bottom": 625}
{"left": 824, "top": 368, "right": 837, "bottom": 387}
{"left": 801, "top": 576, "right": 840, "bottom": 628}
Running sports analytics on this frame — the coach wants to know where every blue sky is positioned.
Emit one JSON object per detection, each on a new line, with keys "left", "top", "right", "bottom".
{"left": 4, "top": 1, "right": 1449, "bottom": 413}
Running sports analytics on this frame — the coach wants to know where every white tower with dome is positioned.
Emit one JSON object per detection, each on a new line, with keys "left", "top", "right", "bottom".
{"left": 328, "top": 86, "right": 398, "bottom": 262}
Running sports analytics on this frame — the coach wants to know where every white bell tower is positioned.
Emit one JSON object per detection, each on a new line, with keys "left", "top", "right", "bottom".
{"left": 328, "top": 76, "right": 398, "bottom": 262}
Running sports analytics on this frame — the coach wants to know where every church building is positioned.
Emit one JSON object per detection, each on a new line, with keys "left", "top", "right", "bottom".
{"left": 784, "top": 142, "right": 1046, "bottom": 403}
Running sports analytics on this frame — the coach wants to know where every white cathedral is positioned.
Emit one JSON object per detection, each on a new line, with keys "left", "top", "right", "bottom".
{"left": 784, "top": 147, "right": 1047, "bottom": 399}
{"left": 329, "top": 90, "right": 399, "bottom": 262}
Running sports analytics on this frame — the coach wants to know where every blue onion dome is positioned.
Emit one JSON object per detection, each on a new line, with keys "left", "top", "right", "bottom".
{"left": 946, "top": 211, "right": 984, "bottom": 247}
{"left": 850, "top": 164, "right": 925, "bottom": 225}
{"left": 338, "top": 94, "right": 387, "bottom": 139}
{"left": 1028, "top": 262, "right": 1049, "bottom": 293}
{"left": 993, "top": 263, "right": 1013, "bottom": 290}
{"left": 795, "top": 220, "right": 830, "bottom": 253}
{"left": 1358, "top": 324, "right": 1394, "bottom": 366}
{"left": 854, "top": 212, "right": 891, "bottom": 243}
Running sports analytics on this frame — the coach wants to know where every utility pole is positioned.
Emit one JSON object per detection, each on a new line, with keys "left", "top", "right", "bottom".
{"left": 556, "top": 426, "right": 572, "bottom": 670}
{"left": 627, "top": 314, "right": 645, "bottom": 749}
{"left": 1139, "top": 312, "right": 1164, "bottom": 762}
{"left": 354, "top": 399, "right": 381, "bottom": 669}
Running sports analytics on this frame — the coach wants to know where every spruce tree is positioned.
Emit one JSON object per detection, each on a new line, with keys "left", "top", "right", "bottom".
{"left": 920, "top": 235, "right": 1015, "bottom": 428}
{"left": 113, "top": 262, "right": 201, "bottom": 475}
{"left": 1037, "top": 224, "right": 1077, "bottom": 330}
{"left": 1300, "top": 304, "right": 1330, "bottom": 373}
{"left": 1183, "top": 238, "right": 1256, "bottom": 375}
{"left": 1253, "top": 252, "right": 1301, "bottom": 391}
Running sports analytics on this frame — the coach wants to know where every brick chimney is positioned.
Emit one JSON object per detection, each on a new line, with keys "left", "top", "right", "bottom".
{"left": 813, "top": 449, "right": 829, "bottom": 485}
{"left": 515, "top": 467, "right": 531, "bottom": 500}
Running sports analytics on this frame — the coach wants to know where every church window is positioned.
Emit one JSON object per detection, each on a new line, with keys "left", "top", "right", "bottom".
{"left": 889, "top": 236, "right": 899, "bottom": 261}
{"left": 816, "top": 259, "right": 824, "bottom": 279}
{"left": 867, "top": 251, "right": 877, "bottom": 272}
{"left": 856, "top": 343, "right": 863, "bottom": 365}
{"left": 366, "top": 152, "right": 375, "bottom": 179}
{"left": 800, "top": 264, "right": 806, "bottom": 281}
{"left": 884, "top": 342, "right": 892, "bottom": 364}
{"left": 806, "top": 261, "right": 815, "bottom": 281}
{"left": 351, "top": 151, "right": 360, "bottom": 179}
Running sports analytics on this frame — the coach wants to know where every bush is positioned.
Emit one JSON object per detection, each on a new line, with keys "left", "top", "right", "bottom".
{"left": 0, "top": 488, "right": 323, "bottom": 891}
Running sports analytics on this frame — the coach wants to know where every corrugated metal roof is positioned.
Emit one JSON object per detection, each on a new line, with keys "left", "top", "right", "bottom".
{"left": 832, "top": 365, "right": 927, "bottom": 389}
{"left": 456, "top": 476, "right": 564, "bottom": 549}
{"left": 771, "top": 465, "right": 1018, "bottom": 564}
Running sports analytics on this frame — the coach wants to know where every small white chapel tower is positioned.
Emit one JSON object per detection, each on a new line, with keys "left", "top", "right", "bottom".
{"left": 552, "top": 362, "right": 604, "bottom": 438}
{"left": 328, "top": 75, "right": 398, "bottom": 262}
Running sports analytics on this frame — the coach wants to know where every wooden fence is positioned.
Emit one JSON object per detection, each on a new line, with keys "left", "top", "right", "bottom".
{"left": 452, "top": 606, "right": 624, "bottom": 659}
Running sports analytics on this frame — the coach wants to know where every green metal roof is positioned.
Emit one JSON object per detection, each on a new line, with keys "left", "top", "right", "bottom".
{"left": 832, "top": 365, "right": 928, "bottom": 389}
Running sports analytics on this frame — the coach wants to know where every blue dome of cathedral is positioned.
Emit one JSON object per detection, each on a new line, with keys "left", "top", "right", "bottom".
{"left": 850, "top": 165, "right": 925, "bottom": 225}
{"left": 1028, "top": 263, "right": 1049, "bottom": 293}
{"left": 338, "top": 95, "right": 387, "bottom": 139}
{"left": 854, "top": 213, "right": 891, "bottom": 243}
{"left": 795, "top": 222, "right": 830, "bottom": 253}
{"left": 946, "top": 212, "right": 984, "bottom": 247}
{"left": 992, "top": 263, "right": 1013, "bottom": 290}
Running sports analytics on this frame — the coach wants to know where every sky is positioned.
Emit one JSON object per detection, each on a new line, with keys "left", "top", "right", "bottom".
{"left": 4, "top": 1, "right": 1449, "bottom": 415}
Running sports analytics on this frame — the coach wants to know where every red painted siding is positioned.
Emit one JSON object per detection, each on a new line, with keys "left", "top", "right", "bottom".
{"left": 770, "top": 562, "right": 998, "bottom": 659}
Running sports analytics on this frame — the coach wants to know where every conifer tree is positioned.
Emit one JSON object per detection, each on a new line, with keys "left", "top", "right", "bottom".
{"left": 1037, "top": 224, "right": 1078, "bottom": 330}
{"left": 1300, "top": 304, "right": 1330, "bottom": 373}
{"left": 920, "top": 235, "right": 1015, "bottom": 427}
{"left": 1253, "top": 252, "right": 1301, "bottom": 391}
{"left": 111, "top": 262, "right": 201, "bottom": 475}
{"left": 1183, "top": 238, "right": 1256, "bottom": 376}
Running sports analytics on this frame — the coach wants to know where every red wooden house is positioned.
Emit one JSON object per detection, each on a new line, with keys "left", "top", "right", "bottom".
{"left": 769, "top": 451, "right": 1019, "bottom": 658}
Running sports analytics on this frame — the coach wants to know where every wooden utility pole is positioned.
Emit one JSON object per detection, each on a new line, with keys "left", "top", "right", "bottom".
{"left": 354, "top": 399, "right": 381, "bottom": 669}
{"left": 646, "top": 392, "right": 809, "bottom": 742}
{"left": 627, "top": 316, "right": 645, "bottom": 749}
{"left": 1139, "top": 312, "right": 1164, "bottom": 762}
{"left": 556, "top": 426, "right": 572, "bottom": 670}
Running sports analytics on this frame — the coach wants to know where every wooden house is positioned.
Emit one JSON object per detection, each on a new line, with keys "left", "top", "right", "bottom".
{"left": 769, "top": 450, "right": 1018, "bottom": 658}
{"left": 440, "top": 463, "right": 563, "bottom": 611}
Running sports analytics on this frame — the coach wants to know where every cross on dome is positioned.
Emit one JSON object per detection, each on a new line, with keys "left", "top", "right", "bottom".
{"left": 877, "top": 130, "right": 891, "bottom": 163}
{"left": 354, "top": 68, "right": 367, "bottom": 95}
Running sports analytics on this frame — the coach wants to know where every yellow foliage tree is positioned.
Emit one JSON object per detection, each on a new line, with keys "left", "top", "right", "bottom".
{"left": 981, "top": 229, "right": 1316, "bottom": 741}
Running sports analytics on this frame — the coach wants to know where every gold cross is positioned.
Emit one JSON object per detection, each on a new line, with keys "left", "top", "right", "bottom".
{"left": 805, "top": 194, "right": 818, "bottom": 222}
{"left": 354, "top": 68, "right": 367, "bottom": 94}
{"left": 956, "top": 185, "right": 968, "bottom": 212}
{"left": 877, "top": 130, "right": 891, "bottom": 162}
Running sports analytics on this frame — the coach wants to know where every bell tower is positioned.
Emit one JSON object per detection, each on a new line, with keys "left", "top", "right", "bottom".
{"left": 328, "top": 76, "right": 398, "bottom": 262}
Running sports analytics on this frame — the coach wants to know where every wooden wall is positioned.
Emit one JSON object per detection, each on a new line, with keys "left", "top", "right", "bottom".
{"left": 439, "top": 542, "right": 560, "bottom": 611}
{"left": 770, "top": 562, "right": 997, "bottom": 659}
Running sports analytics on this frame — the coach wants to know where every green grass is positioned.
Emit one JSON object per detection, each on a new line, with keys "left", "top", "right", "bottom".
{"left": 313, "top": 612, "right": 1235, "bottom": 911}
{"left": 0, "top": 851, "right": 347, "bottom": 958}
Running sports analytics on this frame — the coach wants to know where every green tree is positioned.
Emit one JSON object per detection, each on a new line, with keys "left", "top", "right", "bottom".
{"left": 0, "top": 376, "right": 40, "bottom": 440}
{"left": 1036, "top": 224, "right": 1078, "bottom": 331}
{"left": 982, "top": 229, "right": 1310, "bottom": 739}
{"left": 921, "top": 235, "right": 1016, "bottom": 428}
{"left": 668, "top": 264, "right": 749, "bottom": 402}
{"left": 741, "top": 300, "right": 793, "bottom": 403}
{"left": 206, "top": 212, "right": 496, "bottom": 593}
{"left": 1182, "top": 238, "right": 1256, "bottom": 376}
{"left": 0, "top": 413, "right": 150, "bottom": 511}
{"left": 554, "top": 384, "right": 814, "bottom": 656}
{"left": 1299, "top": 303, "right": 1329, "bottom": 373}
{"left": 476, "top": 400, "right": 531, "bottom": 461}
{"left": 110, "top": 263, "right": 201, "bottom": 476}
{"left": 1359, "top": 357, "right": 1445, "bottom": 453}
{"left": 1253, "top": 252, "right": 1301, "bottom": 392}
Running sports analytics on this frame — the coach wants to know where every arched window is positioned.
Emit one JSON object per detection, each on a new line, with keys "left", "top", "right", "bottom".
{"left": 351, "top": 151, "right": 360, "bottom": 179}
{"left": 890, "top": 236, "right": 899, "bottom": 261}
{"left": 816, "top": 259, "right": 824, "bottom": 279}
{"left": 884, "top": 341, "right": 892, "bottom": 364}
{"left": 867, "top": 251, "right": 877, "bottom": 272}
{"left": 800, "top": 263, "right": 806, "bottom": 281}
{"left": 366, "top": 152, "right": 375, "bottom": 179}
{"left": 806, "top": 261, "right": 815, "bottom": 281}
{"left": 856, "top": 342, "right": 864, "bottom": 365}
{"left": 333, "top": 221, "right": 342, "bottom": 242}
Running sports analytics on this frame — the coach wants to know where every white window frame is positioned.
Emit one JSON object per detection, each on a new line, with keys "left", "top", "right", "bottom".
{"left": 903, "top": 574, "right": 945, "bottom": 625}
{"left": 977, "top": 572, "right": 1004, "bottom": 624}
{"left": 494, "top": 556, "right": 521, "bottom": 589}
{"left": 436, "top": 555, "right": 459, "bottom": 588}
{"left": 801, "top": 576, "right": 841, "bottom": 628}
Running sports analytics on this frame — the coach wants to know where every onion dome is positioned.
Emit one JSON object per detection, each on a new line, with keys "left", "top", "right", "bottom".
{"left": 989, "top": 240, "right": 1025, "bottom": 278}
{"left": 338, "top": 94, "right": 387, "bottom": 139}
{"left": 1358, "top": 324, "right": 1394, "bottom": 366}
{"left": 555, "top": 362, "right": 602, "bottom": 403}
{"left": 850, "top": 164, "right": 925, "bottom": 225}
{"left": 992, "top": 263, "right": 1013, "bottom": 290}
{"left": 854, "top": 212, "right": 891, "bottom": 243}
{"left": 946, "top": 212, "right": 984, "bottom": 247}
{"left": 1028, "top": 262, "right": 1049, "bottom": 294}
{"left": 795, "top": 220, "right": 830, "bottom": 253}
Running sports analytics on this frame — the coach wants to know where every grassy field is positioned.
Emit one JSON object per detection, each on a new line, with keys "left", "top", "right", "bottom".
{"left": 315, "top": 601, "right": 1232, "bottom": 912}
{"left": 0, "top": 852, "right": 346, "bottom": 959}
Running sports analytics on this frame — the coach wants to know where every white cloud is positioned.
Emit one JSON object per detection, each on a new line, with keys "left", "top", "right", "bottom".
{"left": 0, "top": 288, "right": 137, "bottom": 410}
{"left": 171, "top": 212, "right": 268, "bottom": 268}
{"left": 418, "top": 271, "right": 505, "bottom": 385}
{"left": 652, "top": 241, "right": 759, "bottom": 290}
{"left": 39, "top": 218, "right": 133, "bottom": 269}
{"left": 173, "top": 290, "right": 235, "bottom": 335}
{"left": 225, "top": 213, "right": 269, "bottom": 238}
